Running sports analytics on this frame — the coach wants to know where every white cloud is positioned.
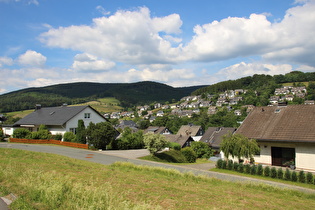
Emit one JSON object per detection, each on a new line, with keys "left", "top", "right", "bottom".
{"left": 18, "top": 50, "right": 46, "bottom": 67}
{"left": 96, "top": 5, "right": 110, "bottom": 15}
{"left": 216, "top": 62, "right": 293, "bottom": 80}
{"left": 72, "top": 53, "right": 115, "bottom": 71}
{"left": 0, "top": 0, "right": 38, "bottom": 5}
{"left": 39, "top": 7, "right": 183, "bottom": 65}
{"left": 0, "top": 56, "right": 13, "bottom": 67}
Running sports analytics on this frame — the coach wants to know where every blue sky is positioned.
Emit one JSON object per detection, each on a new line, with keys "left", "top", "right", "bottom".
{"left": 1, "top": 0, "right": 315, "bottom": 94}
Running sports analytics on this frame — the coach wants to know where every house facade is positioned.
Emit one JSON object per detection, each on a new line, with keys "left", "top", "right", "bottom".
{"left": 12, "top": 105, "right": 107, "bottom": 136}
{"left": 235, "top": 105, "right": 315, "bottom": 172}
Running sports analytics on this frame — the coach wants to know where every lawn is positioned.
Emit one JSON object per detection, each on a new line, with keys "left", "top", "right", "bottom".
{"left": 1, "top": 148, "right": 315, "bottom": 209}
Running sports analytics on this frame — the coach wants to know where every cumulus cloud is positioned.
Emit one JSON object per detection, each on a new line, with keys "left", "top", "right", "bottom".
{"left": 18, "top": 50, "right": 46, "bottom": 67}
{"left": 183, "top": 0, "right": 315, "bottom": 67}
{"left": 216, "top": 62, "right": 293, "bottom": 80}
{"left": 72, "top": 53, "right": 115, "bottom": 72}
{"left": 40, "top": 7, "right": 183, "bottom": 65}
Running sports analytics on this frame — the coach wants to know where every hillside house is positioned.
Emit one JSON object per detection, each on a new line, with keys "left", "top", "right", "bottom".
{"left": 164, "top": 134, "right": 194, "bottom": 148}
{"left": 200, "top": 127, "right": 236, "bottom": 151}
{"left": 235, "top": 104, "right": 315, "bottom": 172}
{"left": 177, "top": 125, "right": 203, "bottom": 141}
{"left": 12, "top": 105, "right": 107, "bottom": 136}
{"left": 144, "top": 126, "right": 172, "bottom": 135}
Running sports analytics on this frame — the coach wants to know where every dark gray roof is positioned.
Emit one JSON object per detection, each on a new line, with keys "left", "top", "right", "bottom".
{"left": 14, "top": 105, "right": 90, "bottom": 126}
{"left": 200, "top": 127, "right": 236, "bottom": 149}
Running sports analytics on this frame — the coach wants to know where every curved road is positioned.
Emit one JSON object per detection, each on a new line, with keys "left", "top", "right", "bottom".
{"left": 1, "top": 143, "right": 315, "bottom": 196}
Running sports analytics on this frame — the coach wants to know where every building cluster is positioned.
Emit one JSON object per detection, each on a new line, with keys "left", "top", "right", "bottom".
{"left": 269, "top": 86, "right": 314, "bottom": 105}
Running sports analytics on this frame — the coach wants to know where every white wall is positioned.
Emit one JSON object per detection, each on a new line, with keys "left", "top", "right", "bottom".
{"left": 65, "top": 107, "right": 106, "bottom": 131}
{"left": 296, "top": 145, "right": 315, "bottom": 172}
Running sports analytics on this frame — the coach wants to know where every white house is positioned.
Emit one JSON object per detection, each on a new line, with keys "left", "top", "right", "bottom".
{"left": 11, "top": 105, "right": 107, "bottom": 136}
{"left": 235, "top": 105, "right": 315, "bottom": 172}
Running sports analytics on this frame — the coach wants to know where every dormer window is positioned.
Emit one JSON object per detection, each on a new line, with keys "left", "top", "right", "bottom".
{"left": 84, "top": 113, "right": 91, "bottom": 118}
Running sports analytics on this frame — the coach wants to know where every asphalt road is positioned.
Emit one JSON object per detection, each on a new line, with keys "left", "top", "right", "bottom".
{"left": 1, "top": 142, "right": 315, "bottom": 196}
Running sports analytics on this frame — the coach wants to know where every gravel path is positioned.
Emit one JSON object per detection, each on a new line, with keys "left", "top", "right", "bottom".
{"left": 1, "top": 143, "right": 315, "bottom": 195}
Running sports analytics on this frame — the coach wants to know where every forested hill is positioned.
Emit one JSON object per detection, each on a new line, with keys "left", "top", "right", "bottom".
{"left": 0, "top": 81, "right": 206, "bottom": 112}
{"left": 192, "top": 71, "right": 315, "bottom": 96}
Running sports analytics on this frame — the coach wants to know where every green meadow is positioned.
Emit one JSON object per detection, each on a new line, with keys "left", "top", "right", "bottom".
{"left": 1, "top": 148, "right": 315, "bottom": 209}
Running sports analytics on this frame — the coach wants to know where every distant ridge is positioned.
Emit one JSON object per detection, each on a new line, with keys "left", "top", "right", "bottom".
{"left": 0, "top": 81, "right": 206, "bottom": 112}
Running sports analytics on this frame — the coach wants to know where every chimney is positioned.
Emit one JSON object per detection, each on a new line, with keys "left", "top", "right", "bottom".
{"left": 35, "top": 104, "right": 41, "bottom": 110}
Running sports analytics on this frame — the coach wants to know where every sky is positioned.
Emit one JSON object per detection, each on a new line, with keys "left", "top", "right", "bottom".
{"left": 1, "top": 0, "right": 315, "bottom": 94}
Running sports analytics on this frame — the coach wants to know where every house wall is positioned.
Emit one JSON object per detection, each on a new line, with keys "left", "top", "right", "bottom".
{"left": 65, "top": 107, "right": 106, "bottom": 132}
{"left": 47, "top": 126, "right": 67, "bottom": 135}
{"left": 254, "top": 142, "right": 315, "bottom": 172}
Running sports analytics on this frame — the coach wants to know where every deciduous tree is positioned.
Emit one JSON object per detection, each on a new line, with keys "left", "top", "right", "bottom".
{"left": 143, "top": 133, "right": 168, "bottom": 155}
{"left": 220, "top": 133, "right": 260, "bottom": 162}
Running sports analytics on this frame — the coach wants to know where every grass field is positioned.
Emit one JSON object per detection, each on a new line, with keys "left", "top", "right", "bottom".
{"left": 1, "top": 148, "right": 315, "bottom": 209}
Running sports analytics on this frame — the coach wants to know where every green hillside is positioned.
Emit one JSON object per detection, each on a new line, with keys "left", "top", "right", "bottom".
{"left": 0, "top": 81, "right": 205, "bottom": 112}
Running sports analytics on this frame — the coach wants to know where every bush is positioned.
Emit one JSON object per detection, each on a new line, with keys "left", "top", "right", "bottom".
{"left": 190, "top": 141, "right": 213, "bottom": 159}
{"left": 31, "top": 130, "right": 51, "bottom": 139}
{"left": 216, "top": 159, "right": 223, "bottom": 169}
{"left": 257, "top": 164, "right": 263, "bottom": 176}
{"left": 181, "top": 147, "right": 197, "bottom": 163}
{"left": 168, "top": 142, "right": 181, "bottom": 151}
{"left": 13, "top": 128, "right": 31, "bottom": 139}
{"left": 238, "top": 163, "right": 244, "bottom": 173}
{"left": 291, "top": 171, "right": 298, "bottom": 182}
{"left": 250, "top": 165, "right": 257, "bottom": 175}
{"left": 306, "top": 172, "right": 314, "bottom": 184}
{"left": 233, "top": 162, "right": 239, "bottom": 171}
{"left": 0, "top": 128, "right": 3, "bottom": 141}
{"left": 277, "top": 168, "right": 284, "bottom": 179}
{"left": 298, "top": 170, "right": 306, "bottom": 183}
{"left": 53, "top": 133, "right": 63, "bottom": 140}
{"left": 221, "top": 160, "right": 227, "bottom": 169}
{"left": 227, "top": 160, "right": 233, "bottom": 170}
{"left": 245, "top": 164, "right": 251, "bottom": 174}
{"left": 63, "top": 132, "right": 76, "bottom": 142}
{"left": 284, "top": 168, "right": 291, "bottom": 181}
{"left": 270, "top": 167, "right": 277, "bottom": 178}
{"left": 264, "top": 166, "right": 270, "bottom": 177}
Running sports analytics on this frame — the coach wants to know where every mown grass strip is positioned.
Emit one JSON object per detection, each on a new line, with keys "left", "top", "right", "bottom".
{"left": 1, "top": 148, "right": 315, "bottom": 209}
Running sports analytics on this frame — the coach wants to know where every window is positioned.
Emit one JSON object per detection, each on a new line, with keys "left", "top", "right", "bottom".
{"left": 84, "top": 113, "right": 91, "bottom": 118}
{"left": 70, "top": 128, "right": 77, "bottom": 134}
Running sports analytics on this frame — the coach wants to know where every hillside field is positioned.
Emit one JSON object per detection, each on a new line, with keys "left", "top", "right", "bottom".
{"left": 1, "top": 148, "right": 314, "bottom": 209}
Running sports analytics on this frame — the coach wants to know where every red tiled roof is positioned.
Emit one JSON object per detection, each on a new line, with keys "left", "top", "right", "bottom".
{"left": 236, "top": 105, "right": 315, "bottom": 143}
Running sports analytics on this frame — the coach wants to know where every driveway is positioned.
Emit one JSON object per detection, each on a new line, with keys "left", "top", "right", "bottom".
{"left": 1, "top": 143, "right": 315, "bottom": 195}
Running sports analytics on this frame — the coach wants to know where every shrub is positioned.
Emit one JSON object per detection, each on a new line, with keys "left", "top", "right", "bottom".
{"left": 270, "top": 167, "right": 277, "bottom": 178}
{"left": 181, "top": 147, "right": 197, "bottom": 163}
{"left": 264, "top": 166, "right": 270, "bottom": 177}
{"left": 284, "top": 168, "right": 291, "bottom": 181}
{"left": 168, "top": 142, "right": 181, "bottom": 151}
{"left": 53, "top": 133, "right": 63, "bottom": 140}
{"left": 257, "top": 164, "right": 263, "bottom": 176}
{"left": 306, "top": 172, "right": 314, "bottom": 184}
{"left": 63, "top": 132, "right": 76, "bottom": 142}
{"left": 238, "top": 163, "right": 244, "bottom": 173}
{"left": 13, "top": 128, "right": 31, "bottom": 139}
{"left": 190, "top": 141, "right": 213, "bottom": 159}
{"left": 227, "top": 160, "right": 233, "bottom": 170}
{"left": 216, "top": 159, "right": 223, "bottom": 169}
{"left": 233, "top": 162, "right": 239, "bottom": 171}
{"left": 298, "top": 170, "right": 306, "bottom": 183}
{"left": 0, "top": 128, "right": 3, "bottom": 141}
{"left": 31, "top": 130, "right": 51, "bottom": 139}
{"left": 277, "top": 168, "right": 284, "bottom": 179}
{"left": 245, "top": 164, "right": 251, "bottom": 174}
{"left": 221, "top": 160, "right": 227, "bottom": 169}
{"left": 250, "top": 165, "right": 257, "bottom": 175}
{"left": 291, "top": 171, "right": 298, "bottom": 182}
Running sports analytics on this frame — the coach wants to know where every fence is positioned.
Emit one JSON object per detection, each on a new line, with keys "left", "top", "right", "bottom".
{"left": 9, "top": 138, "right": 88, "bottom": 149}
